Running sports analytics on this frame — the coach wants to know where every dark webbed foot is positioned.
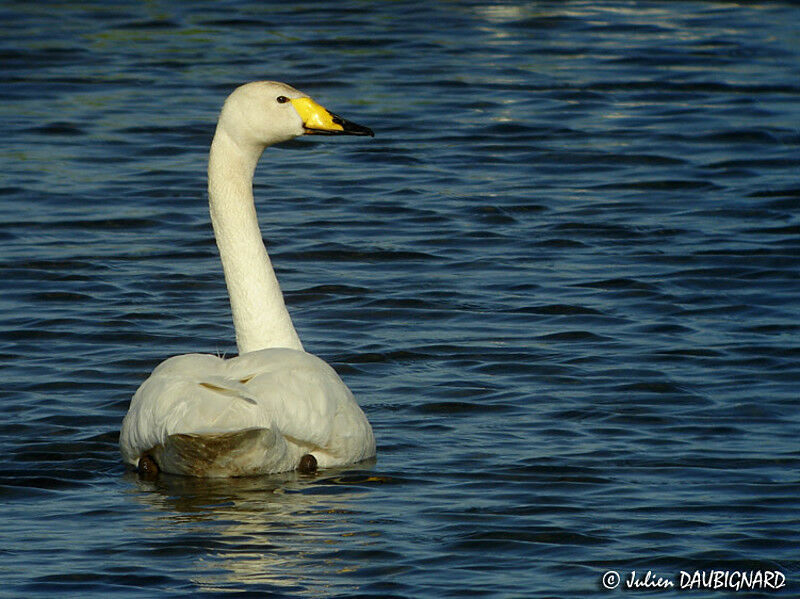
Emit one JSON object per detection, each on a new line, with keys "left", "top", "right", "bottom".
{"left": 298, "top": 454, "right": 317, "bottom": 474}
{"left": 138, "top": 454, "right": 159, "bottom": 479}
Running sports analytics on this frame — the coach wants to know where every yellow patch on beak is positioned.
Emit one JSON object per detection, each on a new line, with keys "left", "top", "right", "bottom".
{"left": 289, "top": 97, "right": 374, "bottom": 137}
{"left": 290, "top": 97, "right": 343, "bottom": 133}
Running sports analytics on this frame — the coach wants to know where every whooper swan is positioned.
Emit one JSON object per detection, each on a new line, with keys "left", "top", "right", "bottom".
{"left": 120, "top": 81, "right": 376, "bottom": 477}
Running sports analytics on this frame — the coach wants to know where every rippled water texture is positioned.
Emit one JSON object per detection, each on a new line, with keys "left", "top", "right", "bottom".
{"left": 2, "top": 2, "right": 799, "bottom": 597}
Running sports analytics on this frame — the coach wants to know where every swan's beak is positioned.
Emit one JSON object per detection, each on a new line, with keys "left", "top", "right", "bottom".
{"left": 291, "top": 97, "right": 374, "bottom": 137}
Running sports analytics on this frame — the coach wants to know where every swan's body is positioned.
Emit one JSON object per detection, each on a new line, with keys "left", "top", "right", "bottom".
{"left": 120, "top": 81, "right": 375, "bottom": 477}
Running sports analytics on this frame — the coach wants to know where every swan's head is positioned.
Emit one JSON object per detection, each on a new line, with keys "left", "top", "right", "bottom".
{"left": 217, "top": 81, "right": 373, "bottom": 149}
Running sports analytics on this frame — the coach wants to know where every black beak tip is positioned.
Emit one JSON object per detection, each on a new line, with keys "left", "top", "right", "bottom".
{"left": 330, "top": 113, "right": 374, "bottom": 137}
{"left": 343, "top": 122, "right": 374, "bottom": 137}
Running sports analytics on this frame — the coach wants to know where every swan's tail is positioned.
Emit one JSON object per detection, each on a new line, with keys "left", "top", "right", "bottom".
{"left": 153, "top": 427, "right": 280, "bottom": 477}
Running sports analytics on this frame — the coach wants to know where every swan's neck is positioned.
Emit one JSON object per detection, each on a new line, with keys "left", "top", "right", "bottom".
{"left": 208, "top": 128, "right": 303, "bottom": 354}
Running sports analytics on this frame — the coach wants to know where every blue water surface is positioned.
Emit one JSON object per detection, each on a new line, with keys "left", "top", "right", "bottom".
{"left": 1, "top": 1, "right": 799, "bottom": 597}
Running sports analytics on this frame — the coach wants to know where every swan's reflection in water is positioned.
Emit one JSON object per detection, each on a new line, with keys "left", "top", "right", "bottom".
{"left": 125, "top": 461, "right": 387, "bottom": 594}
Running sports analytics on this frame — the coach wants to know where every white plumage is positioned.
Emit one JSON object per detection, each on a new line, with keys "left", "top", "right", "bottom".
{"left": 120, "top": 82, "right": 375, "bottom": 477}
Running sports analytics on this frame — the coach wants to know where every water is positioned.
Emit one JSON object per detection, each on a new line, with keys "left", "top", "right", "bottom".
{"left": 1, "top": 1, "right": 799, "bottom": 597}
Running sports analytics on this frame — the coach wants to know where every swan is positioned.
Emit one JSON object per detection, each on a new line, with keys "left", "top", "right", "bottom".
{"left": 120, "top": 81, "right": 376, "bottom": 477}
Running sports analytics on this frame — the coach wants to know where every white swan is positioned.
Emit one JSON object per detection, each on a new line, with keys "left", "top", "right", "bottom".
{"left": 120, "top": 81, "right": 376, "bottom": 477}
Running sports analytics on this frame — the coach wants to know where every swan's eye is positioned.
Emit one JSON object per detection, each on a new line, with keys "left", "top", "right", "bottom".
{"left": 276, "top": 96, "right": 289, "bottom": 104}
